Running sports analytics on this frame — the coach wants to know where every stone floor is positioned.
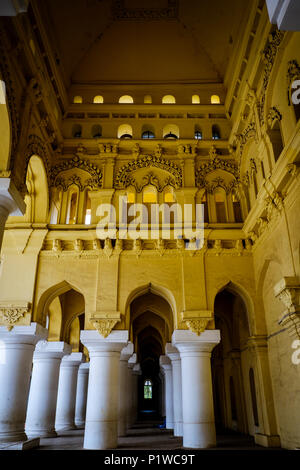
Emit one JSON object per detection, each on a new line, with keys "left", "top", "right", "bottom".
{"left": 33, "top": 422, "right": 283, "bottom": 451}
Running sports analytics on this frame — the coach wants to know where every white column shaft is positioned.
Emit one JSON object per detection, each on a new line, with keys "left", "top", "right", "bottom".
{"left": 0, "top": 324, "right": 47, "bottom": 442}
{"left": 171, "top": 358, "right": 183, "bottom": 436}
{"left": 118, "top": 359, "right": 129, "bottom": 436}
{"left": 75, "top": 363, "right": 89, "bottom": 428}
{"left": 25, "top": 341, "right": 71, "bottom": 438}
{"left": 55, "top": 353, "right": 83, "bottom": 431}
{"left": 164, "top": 368, "right": 174, "bottom": 429}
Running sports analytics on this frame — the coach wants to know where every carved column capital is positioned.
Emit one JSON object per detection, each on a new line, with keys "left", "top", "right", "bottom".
{"left": 0, "top": 301, "right": 30, "bottom": 330}
{"left": 181, "top": 310, "right": 214, "bottom": 336}
{"left": 89, "top": 311, "right": 121, "bottom": 338}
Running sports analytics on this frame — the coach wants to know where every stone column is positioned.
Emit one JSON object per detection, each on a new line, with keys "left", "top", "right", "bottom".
{"left": 159, "top": 370, "right": 165, "bottom": 418}
{"left": 81, "top": 330, "right": 128, "bottom": 450}
{"left": 166, "top": 343, "right": 183, "bottom": 436}
{"left": 55, "top": 352, "right": 84, "bottom": 431}
{"left": 159, "top": 355, "right": 174, "bottom": 430}
{"left": 127, "top": 353, "right": 137, "bottom": 428}
{"left": 0, "top": 178, "right": 25, "bottom": 252}
{"left": 75, "top": 362, "right": 90, "bottom": 429}
{"left": 0, "top": 323, "right": 47, "bottom": 443}
{"left": 118, "top": 342, "right": 134, "bottom": 436}
{"left": 247, "top": 336, "right": 281, "bottom": 447}
{"left": 172, "top": 329, "right": 220, "bottom": 448}
{"left": 132, "top": 363, "right": 141, "bottom": 425}
{"left": 25, "top": 341, "right": 71, "bottom": 438}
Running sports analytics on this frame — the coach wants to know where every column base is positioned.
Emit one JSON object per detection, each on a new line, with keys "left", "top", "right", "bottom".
{"left": 0, "top": 431, "right": 27, "bottom": 443}
{"left": 174, "top": 422, "right": 183, "bottom": 437}
{"left": 26, "top": 429, "right": 57, "bottom": 439}
{"left": 166, "top": 421, "right": 174, "bottom": 430}
{"left": 84, "top": 421, "right": 118, "bottom": 450}
{"left": 254, "top": 433, "right": 281, "bottom": 447}
{"left": 55, "top": 424, "right": 77, "bottom": 432}
{"left": 182, "top": 423, "right": 216, "bottom": 449}
{"left": 0, "top": 438, "right": 40, "bottom": 450}
{"left": 75, "top": 421, "right": 85, "bottom": 429}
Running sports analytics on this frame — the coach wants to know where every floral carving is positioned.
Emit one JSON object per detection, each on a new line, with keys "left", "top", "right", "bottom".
{"left": 0, "top": 303, "right": 30, "bottom": 330}
{"left": 91, "top": 319, "right": 119, "bottom": 338}
{"left": 114, "top": 155, "right": 183, "bottom": 189}
{"left": 50, "top": 156, "right": 103, "bottom": 190}
{"left": 185, "top": 318, "right": 210, "bottom": 336}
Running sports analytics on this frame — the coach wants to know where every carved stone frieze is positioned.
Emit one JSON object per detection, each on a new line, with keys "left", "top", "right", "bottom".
{"left": 182, "top": 310, "right": 214, "bottom": 336}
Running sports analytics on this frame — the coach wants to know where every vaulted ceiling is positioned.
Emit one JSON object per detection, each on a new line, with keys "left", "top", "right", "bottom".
{"left": 37, "top": 0, "right": 253, "bottom": 87}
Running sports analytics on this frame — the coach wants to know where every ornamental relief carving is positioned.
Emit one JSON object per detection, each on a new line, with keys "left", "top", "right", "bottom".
{"left": 114, "top": 155, "right": 183, "bottom": 190}
{"left": 124, "top": 171, "right": 178, "bottom": 193}
{"left": 258, "top": 29, "right": 285, "bottom": 125}
{"left": 0, "top": 302, "right": 30, "bottom": 330}
{"left": 50, "top": 156, "right": 103, "bottom": 191}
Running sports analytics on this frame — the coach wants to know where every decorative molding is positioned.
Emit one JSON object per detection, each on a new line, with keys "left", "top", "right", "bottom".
{"left": 126, "top": 171, "right": 178, "bottom": 193}
{"left": 258, "top": 29, "right": 285, "bottom": 125}
{"left": 182, "top": 310, "right": 214, "bottom": 336}
{"left": 90, "top": 311, "right": 121, "bottom": 338}
{"left": 195, "top": 156, "right": 239, "bottom": 191}
{"left": 50, "top": 155, "right": 103, "bottom": 191}
{"left": 0, "top": 301, "right": 30, "bottom": 330}
{"left": 267, "top": 106, "right": 282, "bottom": 128}
{"left": 235, "top": 121, "right": 257, "bottom": 162}
{"left": 114, "top": 155, "right": 183, "bottom": 190}
{"left": 112, "top": 0, "right": 178, "bottom": 21}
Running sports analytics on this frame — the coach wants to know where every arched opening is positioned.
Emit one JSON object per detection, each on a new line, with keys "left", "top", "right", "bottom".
{"left": 212, "top": 124, "right": 221, "bottom": 140}
{"left": 194, "top": 125, "right": 202, "bottom": 140}
{"left": 118, "top": 123, "right": 133, "bottom": 139}
{"left": 119, "top": 95, "right": 134, "bottom": 104}
{"left": 211, "top": 95, "right": 220, "bottom": 104}
{"left": 43, "top": 285, "right": 86, "bottom": 355}
{"left": 129, "top": 289, "right": 174, "bottom": 422}
{"left": 268, "top": 120, "right": 284, "bottom": 163}
{"left": 144, "top": 95, "right": 152, "bottom": 104}
{"left": 93, "top": 95, "right": 104, "bottom": 104}
{"left": 192, "top": 94, "right": 200, "bottom": 104}
{"left": 84, "top": 192, "right": 91, "bottom": 225}
{"left": 141, "top": 125, "right": 155, "bottom": 139}
{"left": 214, "top": 188, "right": 227, "bottom": 223}
{"left": 66, "top": 190, "right": 78, "bottom": 224}
{"left": 232, "top": 192, "right": 243, "bottom": 223}
{"left": 163, "top": 124, "right": 179, "bottom": 139}
{"left": 212, "top": 285, "right": 253, "bottom": 436}
{"left": 9, "top": 154, "right": 49, "bottom": 224}
{"left": 73, "top": 96, "right": 83, "bottom": 104}
{"left": 72, "top": 124, "right": 82, "bottom": 138}
{"left": 162, "top": 95, "right": 176, "bottom": 104}
{"left": 91, "top": 124, "right": 102, "bottom": 138}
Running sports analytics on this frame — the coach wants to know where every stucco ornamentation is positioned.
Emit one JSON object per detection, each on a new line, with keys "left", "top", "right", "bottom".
{"left": 0, "top": 302, "right": 30, "bottom": 330}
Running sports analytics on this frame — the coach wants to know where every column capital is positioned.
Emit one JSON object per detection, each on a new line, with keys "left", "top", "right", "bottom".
{"left": 78, "top": 362, "right": 90, "bottom": 372}
{"left": 33, "top": 341, "right": 72, "bottom": 360}
{"left": 165, "top": 342, "right": 180, "bottom": 361}
{"left": 172, "top": 329, "right": 220, "bottom": 354}
{"left": 61, "top": 352, "right": 85, "bottom": 367}
{"left": 159, "top": 355, "right": 172, "bottom": 371}
{"left": 128, "top": 352, "right": 137, "bottom": 369}
{"left": 132, "top": 363, "right": 141, "bottom": 375}
{"left": 120, "top": 341, "right": 134, "bottom": 361}
{"left": 0, "top": 322, "right": 48, "bottom": 345}
{"left": 81, "top": 329, "right": 128, "bottom": 354}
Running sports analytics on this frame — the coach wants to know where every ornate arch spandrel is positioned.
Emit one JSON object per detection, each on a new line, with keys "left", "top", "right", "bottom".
{"left": 114, "top": 155, "right": 183, "bottom": 191}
